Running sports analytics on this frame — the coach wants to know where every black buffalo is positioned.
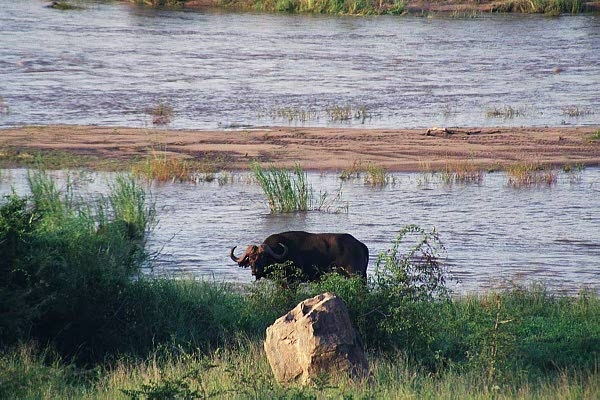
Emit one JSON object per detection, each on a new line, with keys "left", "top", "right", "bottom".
{"left": 230, "top": 231, "right": 369, "bottom": 281}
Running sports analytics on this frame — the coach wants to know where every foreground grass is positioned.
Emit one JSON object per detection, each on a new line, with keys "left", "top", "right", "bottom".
{"left": 3, "top": 336, "right": 599, "bottom": 399}
{"left": 1, "top": 284, "right": 599, "bottom": 399}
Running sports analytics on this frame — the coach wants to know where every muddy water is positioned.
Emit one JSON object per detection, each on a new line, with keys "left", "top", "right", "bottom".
{"left": 2, "top": 169, "right": 599, "bottom": 294}
{"left": 1, "top": 1, "right": 599, "bottom": 129}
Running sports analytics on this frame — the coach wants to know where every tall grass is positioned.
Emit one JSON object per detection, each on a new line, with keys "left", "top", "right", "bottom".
{"left": 505, "top": 162, "right": 558, "bottom": 187}
{"left": 254, "top": 0, "right": 405, "bottom": 15}
{"left": 132, "top": 150, "right": 221, "bottom": 183}
{"left": 441, "top": 159, "right": 485, "bottom": 184}
{"left": 251, "top": 162, "right": 344, "bottom": 213}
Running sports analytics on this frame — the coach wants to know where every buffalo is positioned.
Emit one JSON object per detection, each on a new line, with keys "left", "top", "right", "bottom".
{"left": 230, "top": 231, "right": 369, "bottom": 281}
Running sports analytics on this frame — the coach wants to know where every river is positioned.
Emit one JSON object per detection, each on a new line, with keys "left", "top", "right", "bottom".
{"left": 0, "top": 0, "right": 599, "bottom": 129}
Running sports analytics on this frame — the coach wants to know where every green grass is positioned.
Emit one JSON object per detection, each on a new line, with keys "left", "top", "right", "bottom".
{"left": 0, "top": 148, "right": 122, "bottom": 170}
{"left": 589, "top": 129, "right": 600, "bottom": 141}
{"left": 252, "top": 0, "right": 405, "bottom": 15}
{"left": 251, "top": 162, "right": 344, "bottom": 213}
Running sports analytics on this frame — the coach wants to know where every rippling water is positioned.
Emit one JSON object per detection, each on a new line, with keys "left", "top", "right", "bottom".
{"left": 0, "top": 1, "right": 599, "bottom": 129}
{"left": 2, "top": 168, "right": 599, "bottom": 294}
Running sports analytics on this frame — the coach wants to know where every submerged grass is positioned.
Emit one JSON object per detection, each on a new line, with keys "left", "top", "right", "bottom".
{"left": 251, "top": 162, "right": 345, "bottom": 213}
{"left": 132, "top": 149, "right": 223, "bottom": 183}
{"left": 505, "top": 162, "right": 558, "bottom": 187}
{"left": 486, "top": 105, "right": 525, "bottom": 119}
{"left": 441, "top": 159, "right": 485, "bottom": 184}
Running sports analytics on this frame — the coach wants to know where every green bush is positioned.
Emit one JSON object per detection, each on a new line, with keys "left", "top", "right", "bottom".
{"left": 0, "top": 171, "right": 154, "bottom": 362}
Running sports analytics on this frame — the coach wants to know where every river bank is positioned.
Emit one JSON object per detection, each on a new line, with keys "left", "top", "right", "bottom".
{"left": 1, "top": 125, "right": 599, "bottom": 172}
{"left": 179, "top": 0, "right": 600, "bottom": 14}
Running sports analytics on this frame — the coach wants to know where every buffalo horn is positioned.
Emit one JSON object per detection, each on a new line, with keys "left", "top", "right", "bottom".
{"left": 264, "top": 242, "right": 288, "bottom": 260}
{"left": 230, "top": 246, "right": 247, "bottom": 264}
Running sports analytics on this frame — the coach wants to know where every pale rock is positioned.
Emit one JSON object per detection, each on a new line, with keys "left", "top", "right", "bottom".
{"left": 264, "top": 292, "right": 369, "bottom": 385}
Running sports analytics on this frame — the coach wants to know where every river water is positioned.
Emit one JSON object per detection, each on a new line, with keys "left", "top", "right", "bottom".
{"left": 0, "top": 1, "right": 599, "bottom": 129}
{"left": 1, "top": 168, "right": 599, "bottom": 294}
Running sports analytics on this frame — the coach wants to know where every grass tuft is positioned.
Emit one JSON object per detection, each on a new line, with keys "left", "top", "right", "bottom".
{"left": 441, "top": 159, "right": 485, "bottom": 184}
{"left": 589, "top": 129, "right": 600, "bottom": 142}
{"left": 486, "top": 105, "right": 525, "bottom": 119}
{"left": 251, "top": 162, "right": 344, "bottom": 213}
{"left": 148, "top": 101, "right": 174, "bottom": 125}
{"left": 505, "top": 162, "right": 558, "bottom": 187}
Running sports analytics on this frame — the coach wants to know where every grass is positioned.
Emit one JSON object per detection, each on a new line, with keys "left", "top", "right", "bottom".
{"left": 0, "top": 148, "right": 123, "bottom": 171}
{"left": 505, "top": 162, "right": 558, "bottom": 187}
{"left": 486, "top": 105, "right": 525, "bottom": 119}
{"left": 441, "top": 159, "right": 485, "bottom": 185}
{"left": 251, "top": 162, "right": 345, "bottom": 213}
{"left": 364, "top": 163, "right": 390, "bottom": 186}
{"left": 0, "top": 96, "right": 8, "bottom": 115}
{"left": 147, "top": 101, "right": 174, "bottom": 126}
{"left": 46, "top": 1, "right": 84, "bottom": 10}
{"left": 327, "top": 105, "right": 371, "bottom": 123}
{"left": 589, "top": 129, "right": 600, "bottom": 141}
{"left": 252, "top": 0, "right": 405, "bottom": 15}
{"left": 269, "top": 107, "right": 318, "bottom": 123}
{"left": 130, "top": 0, "right": 592, "bottom": 14}
{"left": 339, "top": 161, "right": 392, "bottom": 187}
{"left": 131, "top": 149, "right": 225, "bottom": 183}
{"left": 562, "top": 106, "right": 594, "bottom": 117}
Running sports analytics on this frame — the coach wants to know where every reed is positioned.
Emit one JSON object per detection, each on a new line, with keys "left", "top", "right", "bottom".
{"left": 441, "top": 159, "right": 485, "bottom": 184}
{"left": 339, "top": 160, "right": 364, "bottom": 180}
{"left": 148, "top": 101, "right": 174, "bottom": 125}
{"left": 251, "top": 162, "right": 343, "bottom": 213}
{"left": 254, "top": 0, "right": 405, "bottom": 15}
{"left": 486, "top": 105, "right": 524, "bottom": 119}
{"left": 132, "top": 150, "right": 220, "bottom": 183}
{"left": 505, "top": 162, "right": 558, "bottom": 187}
{"left": 364, "top": 163, "right": 390, "bottom": 186}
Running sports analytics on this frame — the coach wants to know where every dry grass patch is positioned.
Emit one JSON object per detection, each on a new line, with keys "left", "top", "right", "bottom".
{"left": 505, "top": 162, "right": 558, "bottom": 187}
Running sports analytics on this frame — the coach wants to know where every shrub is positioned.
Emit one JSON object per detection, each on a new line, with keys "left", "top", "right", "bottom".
{"left": 0, "top": 171, "right": 154, "bottom": 362}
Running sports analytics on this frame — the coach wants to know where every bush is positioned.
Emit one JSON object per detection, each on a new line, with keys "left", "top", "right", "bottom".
{"left": 0, "top": 171, "right": 154, "bottom": 362}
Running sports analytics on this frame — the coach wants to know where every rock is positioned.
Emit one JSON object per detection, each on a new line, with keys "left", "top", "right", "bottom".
{"left": 264, "top": 292, "right": 369, "bottom": 385}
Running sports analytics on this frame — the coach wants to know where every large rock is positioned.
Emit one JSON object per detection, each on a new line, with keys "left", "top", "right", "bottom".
{"left": 264, "top": 292, "right": 369, "bottom": 385}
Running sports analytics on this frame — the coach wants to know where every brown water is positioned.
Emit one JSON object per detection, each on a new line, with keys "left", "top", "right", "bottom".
{"left": 2, "top": 169, "right": 599, "bottom": 294}
{"left": 1, "top": 1, "right": 599, "bottom": 129}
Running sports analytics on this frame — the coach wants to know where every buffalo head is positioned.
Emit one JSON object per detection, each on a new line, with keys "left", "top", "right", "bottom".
{"left": 230, "top": 242, "right": 288, "bottom": 280}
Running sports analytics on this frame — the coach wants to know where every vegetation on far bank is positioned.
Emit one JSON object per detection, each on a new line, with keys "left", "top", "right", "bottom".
{"left": 129, "top": 0, "right": 599, "bottom": 15}
{"left": 1, "top": 171, "right": 599, "bottom": 398}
